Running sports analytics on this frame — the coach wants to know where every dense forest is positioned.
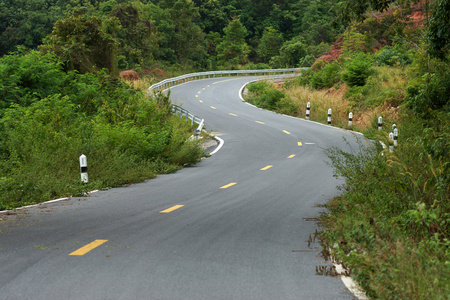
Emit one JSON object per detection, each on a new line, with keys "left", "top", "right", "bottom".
{"left": 0, "top": 0, "right": 449, "bottom": 298}
{"left": 0, "top": 0, "right": 343, "bottom": 71}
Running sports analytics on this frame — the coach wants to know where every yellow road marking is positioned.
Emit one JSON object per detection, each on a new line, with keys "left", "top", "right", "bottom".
{"left": 202, "top": 88, "right": 205, "bottom": 90}
{"left": 197, "top": 91, "right": 201, "bottom": 94}
{"left": 283, "top": 130, "right": 291, "bottom": 135}
{"left": 69, "top": 240, "right": 108, "bottom": 256}
{"left": 229, "top": 113, "right": 238, "bottom": 116}
{"left": 255, "top": 121, "right": 265, "bottom": 124}
{"left": 160, "top": 205, "right": 184, "bottom": 213}
{"left": 220, "top": 182, "right": 237, "bottom": 189}
{"left": 287, "top": 154, "right": 296, "bottom": 158}
{"left": 210, "top": 106, "right": 216, "bottom": 109}
{"left": 195, "top": 95, "right": 198, "bottom": 98}
{"left": 298, "top": 142, "right": 302, "bottom": 146}
{"left": 260, "top": 165, "right": 273, "bottom": 171}
{"left": 199, "top": 100, "right": 203, "bottom": 103}
{"left": 212, "top": 79, "right": 236, "bottom": 85}
{"left": 207, "top": 85, "right": 210, "bottom": 87}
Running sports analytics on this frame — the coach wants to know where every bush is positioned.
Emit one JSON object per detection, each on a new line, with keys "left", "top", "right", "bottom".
{"left": 341, "top": 53, "right": 374, "bottom": 87}
{"left": 246, "top": 81, "right": 287, "bottom": 110}
{"left": 374, "top": 45, "right": 413, "bottom": 66}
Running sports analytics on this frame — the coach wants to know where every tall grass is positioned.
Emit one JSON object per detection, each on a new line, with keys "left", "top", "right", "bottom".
{"left": 321, "top": 113, "right": 450, "bottom": 299}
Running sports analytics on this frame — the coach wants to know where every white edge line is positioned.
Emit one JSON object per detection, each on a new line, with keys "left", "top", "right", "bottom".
{"left": 334, "top": 263, "right": 369, "bottom": 300}
{"left": 0, "top": 190, "right": 100, "bottom": 214}
{"left": 209, "top": 136, "right": 224, "bottom": 155}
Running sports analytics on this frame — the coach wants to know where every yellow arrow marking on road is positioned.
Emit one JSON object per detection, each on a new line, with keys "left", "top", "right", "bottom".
{"left": 160, "top": 205, "right": 184, "bottom": 213}
{"left": 69, "top": 240, "right": 108, "bottom": 256}
{"left": 220, "top": 182, "right": 237, "bottom": 189}
{"left": 260, "top": 165, "right": 273, "bottom": 171}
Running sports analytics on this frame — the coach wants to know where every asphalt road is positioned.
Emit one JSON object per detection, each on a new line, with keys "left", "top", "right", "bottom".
{"left": 0, "top": 76, "right": 364, "bottom": 299}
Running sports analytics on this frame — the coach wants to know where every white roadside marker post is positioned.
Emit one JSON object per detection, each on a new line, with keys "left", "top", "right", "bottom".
{"left": 327, "top": 108, "right": 332, "bottom": 125}
{"left": 80, "top": 154, "right": 88, "bottom": 184}
{"left": 393, "top": 128, "right": 398, "bottom": 148}
{"left": 378, "top": 116, "right": 383, "bottom": 131}
{"left": 348, "top": 112, "right": 353, "bottom": 126}
{"left": 389, "top": 132, "right": 394, "bottom": 153}
{"left": 306, "top": 102, "right": 310, "bottom": 119}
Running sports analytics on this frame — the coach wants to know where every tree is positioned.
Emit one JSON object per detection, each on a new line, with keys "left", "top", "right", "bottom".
{"left": 168, "top": 0, "right": 207, "bottom": 67}
{"left": 269, "top": 36, "right": 308, "bottom": 68}
{"left": 40, "top": 14, "right": 118, "bottom": 76}
{"left": 257, "top": 27, "right": 284, "bottom": 63}
{"left": 427, "top": 0, "right": 450, "bottom": 60}
{"left": 216, "top": 18, "right": 250, "bottom": 67}
{"left": 109, "top": 3, "right": 159, "bottom": 69}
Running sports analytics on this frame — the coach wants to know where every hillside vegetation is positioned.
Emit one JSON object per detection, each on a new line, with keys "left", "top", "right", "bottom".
{"left": 0, "top": 0, "right": 449, "bottom": 298}
{"left": 244, "top": 1, "right": 449, "bottom": 298}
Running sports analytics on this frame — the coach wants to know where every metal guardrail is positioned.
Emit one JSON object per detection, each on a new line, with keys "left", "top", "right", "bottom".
{"left": 148, "top": 68, "right": 307, "bottom": 94}
{"left": 172, "top": 105, "right": 204, "bottom": 135}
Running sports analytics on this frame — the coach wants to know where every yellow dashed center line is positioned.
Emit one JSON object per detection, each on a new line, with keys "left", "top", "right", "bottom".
{"left": 255, "top": 121, "right": 265, "bottom": 124}
{"left": 210, "top": 106, "right": 216, "bottom": 109}
{"left": 195, "top": 95, "right": 198, "bottom": 98}
{"left": 69, "top": 240, "right": 108, "bottom": 256}
{"left": 298, "top": 142, "right": 302, "bottom": 146}
{"left": 160, "top": 205, "right": 184, "bottom": 213}
{"left": 260, "top": 165, "right": 273, "bottom": 171}
{"left": 220, "top": 182, "right": 237, "bottom": 189}
{"left": 199, "top": 100, "right": 203, "bottom": 103}
{"left": 229, "top": 113, "right": 238, "bottom": 116}
{"left": 283, "top": 130, "right": 291, "bottom": 135}
{"left": 287, "top": 154, "right": 296, "bottom": 158}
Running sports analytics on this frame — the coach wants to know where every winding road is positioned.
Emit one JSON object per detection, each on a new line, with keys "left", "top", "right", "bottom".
{"left": 0, "top": 76, "right": 363, "bottom": 299}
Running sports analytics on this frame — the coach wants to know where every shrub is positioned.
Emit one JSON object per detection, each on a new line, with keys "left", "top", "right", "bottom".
{"left": 374, "top": 45, "right": 413, "bottom": 66}
{"left": 341, "top": 53, "right": 374, "bottom": 87}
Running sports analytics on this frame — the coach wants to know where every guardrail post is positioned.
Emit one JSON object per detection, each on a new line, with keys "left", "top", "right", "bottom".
{"left": 378, "top": 116, "right": 383, "bottom": 131}
{"left": 306, "top": 102, "right": 310, "bottom": 119}
{"left": 79, "top": 154, "right": 88, "bottom": 183}
{"left": 327, "top": 108, "right": 332, "bottom": 125}
{"left": 348, "top": 112, "right": 353, "bottom": 126}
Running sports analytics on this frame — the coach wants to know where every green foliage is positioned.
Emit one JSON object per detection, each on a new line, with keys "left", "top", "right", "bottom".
{"left": 374, "top": 45, "right": 413, "bottom": 66}
{"left": 0, "top": 51, "right": 205, "bottom": 209}
{"left": 427, "top": 0, "right": 450, "bottom": 60}
{"left": 40, "top": 13, "right": 119, "bottom": 75}
{"left": 216, "top": 18, "right": 250, "bottom": 67}
{"left": 257, "top": 27, "right": 284, "bottom": 63}
{"left": 245, "top": 81, "right": 294, "bottom": 113}
{"left": 406, "top": 55, "right": 450, "bottom": 117}
{"left": 342, "top": 26, "right": 374, "bottom": 58}
{"left": 322, "top": 115, "right": 450, "bottom": 298}
{"left": 341, "top": 53, "right": 374, "bottom": 87}
{"left": 295, "top": 60, "right": 341, "bottom": 89}
{"left": 269, "top": 36, "right": 308, "bottom": 68}
{"left": 108, "top": 2, "right": 158, "bottom": 69}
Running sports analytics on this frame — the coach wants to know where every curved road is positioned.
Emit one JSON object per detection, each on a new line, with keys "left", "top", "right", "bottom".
{"left": 0, "top": 77, "right": 363, "bottom": 299}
